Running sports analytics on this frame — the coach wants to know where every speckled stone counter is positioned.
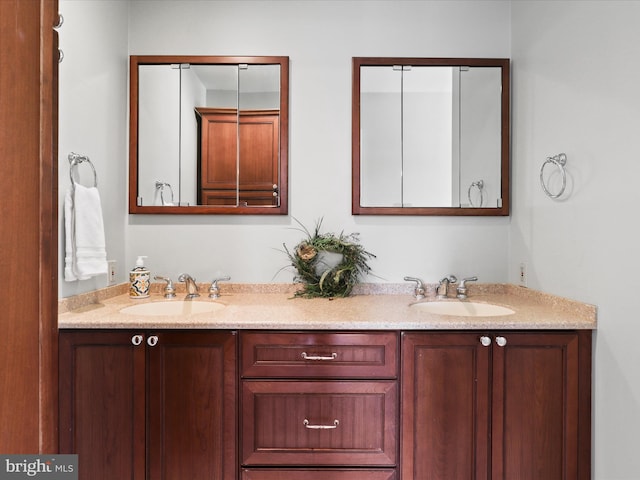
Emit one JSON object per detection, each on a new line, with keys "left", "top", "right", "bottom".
{"left": 58, "top": 283, "right": 597, "bottom": 330}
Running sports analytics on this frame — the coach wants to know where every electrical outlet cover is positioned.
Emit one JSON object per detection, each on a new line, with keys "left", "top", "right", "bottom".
{"left": 518, "top": 262, "right": 527, "bottom": 287}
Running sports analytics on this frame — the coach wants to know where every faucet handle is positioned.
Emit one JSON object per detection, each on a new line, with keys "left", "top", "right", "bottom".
{"left": 154, "top": 275, "right": 176, "bottom": 298}
{"left": 457, "top": 276, "right": 478, "bottom": 299}
{"left": 459, "top": 276, "right": 478, "bottom": 287}
{"left": 209, "top": 276, "right": 231, "bottom": 299}
{"left": 404, "top": 276, "right": 425, "bottom": 300}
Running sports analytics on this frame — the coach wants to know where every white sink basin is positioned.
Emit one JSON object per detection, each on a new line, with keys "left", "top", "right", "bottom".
{"left": 411, "top": 301, "right": 515, "bottom": 317}
{"left": 121, "top": 300, "right": 225, "bottom": 316}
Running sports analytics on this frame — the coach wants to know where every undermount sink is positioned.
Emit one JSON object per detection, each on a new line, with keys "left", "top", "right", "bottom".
{"left": 411, "top": 301, "right": 515, "bottom": 317}
{"left": 120, "top": 300, "right": 225, "bottom": 316}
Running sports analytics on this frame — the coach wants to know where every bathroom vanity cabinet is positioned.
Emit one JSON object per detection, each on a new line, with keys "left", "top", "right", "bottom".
{"left": 59, "top": 328, "right": 591, "bottom": 480}
{"left": 401, "top": 330, "right": 592, "bottom": 480}
{"left": 58, "top": 330, "right": 237, "bottom": 480}
{"left": 240, "top": 332, "right": 398, "bottom": 479}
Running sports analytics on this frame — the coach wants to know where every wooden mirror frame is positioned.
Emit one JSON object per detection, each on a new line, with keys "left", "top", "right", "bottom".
{"left": 129, "top": 55, "right": 289, "bottom": 215}
{"left": 352, "top": 57, "right": 510, "bottom": 216}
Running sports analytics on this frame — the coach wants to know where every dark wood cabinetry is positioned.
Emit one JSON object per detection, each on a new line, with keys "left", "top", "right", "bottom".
{"left": 59, "top": 328, "right": 590, "bottom": 480}
{"left": 196, "top": 108, "right": 280, "bottom": 206}
{"left": 59, "top": 330, "right": 237, "bottom": 480}
{"left": 401, "top": 331, "right": 591, "bottom": 480}
{"left": 1, "top": 0, "right": 58, "bottom": 452}
{"left": 241, "top": 468, "right": 397, "bottom": 480}
{"left": 240, "top": 331, "right": 399, "bottom": 478}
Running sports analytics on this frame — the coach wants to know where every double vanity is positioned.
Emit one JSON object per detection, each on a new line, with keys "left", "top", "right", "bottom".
{"left": 58, "top": 283, "right": 595, "bottom": 480}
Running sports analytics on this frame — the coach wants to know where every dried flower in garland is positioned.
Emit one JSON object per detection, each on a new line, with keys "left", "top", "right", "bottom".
{"left": 283, "top": 219, "right": 375, "bottom": 298}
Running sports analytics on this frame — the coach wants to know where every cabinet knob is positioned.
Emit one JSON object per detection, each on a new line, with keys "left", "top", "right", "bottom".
{"left": 147, "top": 335, "right": 159, "bottom": 347}
{"left": 131, "top": 334, "right": 144, "bottom": 346}
{"left": 480, "top": 335, "right": 492, "bottom": 347}
{"left": 496, "top": 336, "right": 507, "bottom": 347}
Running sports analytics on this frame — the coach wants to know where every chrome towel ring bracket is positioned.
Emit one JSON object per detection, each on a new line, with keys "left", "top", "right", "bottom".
{"left": 68, "top": 152, "right": 97, "bottom": 188}
{"left": 540, "top": 153, "right": 567, "bottom": 199}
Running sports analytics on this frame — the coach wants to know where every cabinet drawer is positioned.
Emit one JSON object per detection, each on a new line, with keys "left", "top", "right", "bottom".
{"left": 240, "top": 332, "right": 398, "bottom": 378}
{"left": 242, "top": 381, "right": 398, "bottom": 466}
{"left": 242, "top": 468, "right": 397, "bottom": 480}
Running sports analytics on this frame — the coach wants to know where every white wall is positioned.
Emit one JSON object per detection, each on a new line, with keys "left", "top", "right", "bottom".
{"left": 58, "top": 1, "right": 128, "bottom": 297}
{"left": 510, "top": 2, "right": 640, "bottom": 478}
{"left": 125, "top": 0, "right": 511, "bottom": 284}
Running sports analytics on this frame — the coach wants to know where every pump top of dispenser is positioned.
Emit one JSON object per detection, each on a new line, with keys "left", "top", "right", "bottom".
{"left": 133, "top": 256, "right": 148, "bottom": 270}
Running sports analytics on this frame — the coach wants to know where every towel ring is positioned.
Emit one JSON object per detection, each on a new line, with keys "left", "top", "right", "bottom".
{"left": 467, "top": 180, "right": 485, "bottom": 207}
{"left": 155, "top": 181, "right": 174, "bottom": 206}
{"left": 540, "top": 153, "right": 567, "bottom": 198}
{"left": 68, "top": 152, "right": 97, "bottom": 188}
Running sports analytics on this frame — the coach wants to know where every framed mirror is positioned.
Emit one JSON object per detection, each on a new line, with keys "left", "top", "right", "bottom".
{"left": 352, "top": 57, "right": 510, "bottom": 216}
{"left": 129, "top": 55, "right": 289, "bottom": 214}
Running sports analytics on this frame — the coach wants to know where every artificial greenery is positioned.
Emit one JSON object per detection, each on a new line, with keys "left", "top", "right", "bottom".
{"left": 283, "top": 219, "right": 375, "bottom": 298}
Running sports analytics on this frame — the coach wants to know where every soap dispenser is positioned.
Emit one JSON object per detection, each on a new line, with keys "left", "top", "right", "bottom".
{"left": 129, "top": 256, "right": 150, "bottom": 298}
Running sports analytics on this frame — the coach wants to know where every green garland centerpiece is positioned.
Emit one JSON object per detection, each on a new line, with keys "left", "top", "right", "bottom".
{"left": 283, "top": 219, "right": 375, "bottom": 298}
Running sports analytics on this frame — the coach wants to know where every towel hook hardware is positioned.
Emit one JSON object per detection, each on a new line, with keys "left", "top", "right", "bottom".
{"left": 53, "top": 13, "right": 64, "bottom": 30}
{"left": 540, "top": 153, "right": 567, "bottom": 199}
{"left": 467, "top": 179, "right": 485, "bottom": 207}
{"left": 68, "top": 152, "right": 97, "bottom": 188}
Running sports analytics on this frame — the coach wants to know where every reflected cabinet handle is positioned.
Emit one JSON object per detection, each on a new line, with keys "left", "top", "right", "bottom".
{"left": 301, "top": 352, "right": 338, "bottom": 361}
{"left": 303, "top": 419, "right": 340, "bottom": 430}
{"left": 131, "top": 334, "right": 144, "bottom": 346}
{"left": 480, "top": 336, "right": 492, "bottom": 347}
{"left": 147, "top": 335, "right": 159, "bottom": 347}
{"left": 495, "top": 336, "right": 507, "bottom": 347}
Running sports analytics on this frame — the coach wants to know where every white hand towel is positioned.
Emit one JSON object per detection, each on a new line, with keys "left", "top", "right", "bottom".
{"left": 64, "top": 184, "right": 108, "bottom": 281}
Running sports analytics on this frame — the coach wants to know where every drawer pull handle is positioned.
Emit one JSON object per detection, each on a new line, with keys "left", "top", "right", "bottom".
{"left": 301, "top": 352, "right": 337, "bottom": 361}
{"left": 131, "top": 334, "right": 143, "bottom": 346}
{"left": 303, "top": 419, "right": 340, "bottom": 430}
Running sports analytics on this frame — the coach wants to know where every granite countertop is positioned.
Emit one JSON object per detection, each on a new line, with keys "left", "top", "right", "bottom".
{"left": 58, "top": 283, "right": 597, "bottom": 330}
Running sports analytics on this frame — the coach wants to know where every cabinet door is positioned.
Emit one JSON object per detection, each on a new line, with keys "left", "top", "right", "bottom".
{"left": 491, "top": 332, "right": 585, "bottom": 480}
{"left": 147, "top": 331, "right": 237, "bottom": 480}
{"left": 59, "top": 330, "right": 146, "bottom": 480}
{"left": 401, "top": 332, "right": 491, "bottom": 480}
{"left": 238, "top": 112, "right": 279, "bottom": 202}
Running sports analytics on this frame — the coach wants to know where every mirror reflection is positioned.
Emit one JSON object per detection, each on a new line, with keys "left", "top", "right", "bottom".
{"left": 353, "top": 57, "right": 510, "bottom": 216}
{"left": 130, "top": 56, "right": 289, "bottom": 214}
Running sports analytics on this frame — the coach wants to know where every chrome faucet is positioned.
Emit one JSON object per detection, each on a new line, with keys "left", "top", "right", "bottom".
{"left": 178, "top": 273, "right": 200, "bottom": 299}
{"left": 456, "top": 276, "right": 478, "bottom": 299}
{"left": 404, "top": 276, "right": 425, "bottom": 300}
{"left": 154, "top": 275, "right": 176, "bottom": 299}
{"left": 209, "top": 276, "right": 231, "bottom": 299}
{"left": 436, "top": 275, "right": 458, "bottom": 299}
